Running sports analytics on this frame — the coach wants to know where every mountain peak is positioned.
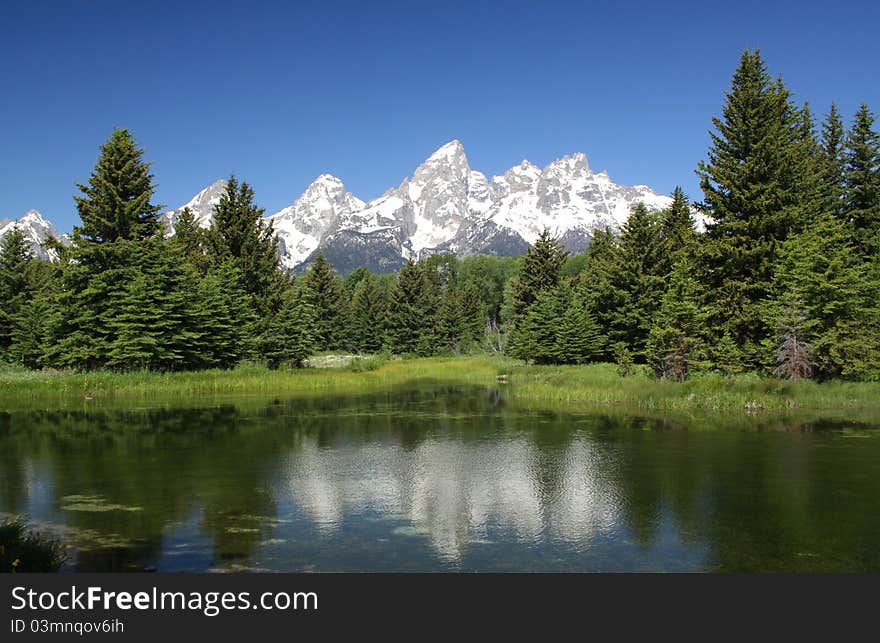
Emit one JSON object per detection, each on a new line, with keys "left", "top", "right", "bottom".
{"left": 309, "top": 173, "right": 346, "bottom": 189}
{"left": 160, "top": 179, "right": 227, "bottom": 235}
{"left": 21, "top": 209, "right": 50, "bottom": 225}
{"left": 543, "top": 153, "right": 591, "bottom": 176}
{"left": 426, "top": 140, "right": 465, "bottom": 163}
{"left": 160, "top": 142, "right": 672, "bottom": 274}
{"left": 0, "top": 209, "right": 69, "bottom": 261}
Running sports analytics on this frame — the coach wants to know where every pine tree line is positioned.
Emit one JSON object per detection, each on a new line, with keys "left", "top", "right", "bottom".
{"left": 504, "top": 50, "right": 880, "bottom": 381}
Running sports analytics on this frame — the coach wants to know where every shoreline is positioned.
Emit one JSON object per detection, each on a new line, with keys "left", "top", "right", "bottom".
{"left": 3, "top": 356, "right": 880, "bottom": 415}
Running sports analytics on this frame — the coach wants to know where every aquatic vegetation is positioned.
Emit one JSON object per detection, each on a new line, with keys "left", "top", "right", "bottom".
{"left": 0, "top": 517, "right": 68, "bottom": 573}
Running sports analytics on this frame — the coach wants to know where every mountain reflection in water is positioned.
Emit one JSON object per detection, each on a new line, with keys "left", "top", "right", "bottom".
{"left": 1, "top": 385, "right": 878, "bottom": 572}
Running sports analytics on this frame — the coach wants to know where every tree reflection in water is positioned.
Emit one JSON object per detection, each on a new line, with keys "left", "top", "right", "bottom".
{"left": 1, "top": 386, "right": 878, "bottom": 572}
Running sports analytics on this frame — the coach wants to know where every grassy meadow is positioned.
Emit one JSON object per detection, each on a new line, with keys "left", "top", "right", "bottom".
{"left": 2, "top": 355, "right": 880, "bottom": 415}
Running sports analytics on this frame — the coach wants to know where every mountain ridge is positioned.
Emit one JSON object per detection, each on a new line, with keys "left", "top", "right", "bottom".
{"left": 4, "top": 141, "right": 675, "bottom": 273}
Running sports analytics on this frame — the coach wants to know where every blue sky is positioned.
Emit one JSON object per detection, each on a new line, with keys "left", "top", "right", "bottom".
{"left": 2, "top": 0, "right": 878, "bottom": 232}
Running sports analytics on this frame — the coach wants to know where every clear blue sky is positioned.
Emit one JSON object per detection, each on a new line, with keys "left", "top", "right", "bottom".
{"left": 2, "top": 0, "right": 878, "bottom": 232}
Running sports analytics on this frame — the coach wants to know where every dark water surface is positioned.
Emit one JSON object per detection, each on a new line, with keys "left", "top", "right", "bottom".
{"left": 2, "top": 385, "right": 879, "bottom": 572}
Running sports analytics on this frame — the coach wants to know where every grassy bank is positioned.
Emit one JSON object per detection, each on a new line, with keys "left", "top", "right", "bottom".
{"left": 503, "top": 362, "right": 880, "bottom": 412}
{"left": 2, "top": 356, "right": 880, "bottom": 413}
{"left": 0, "top": 356, "right": 499, "bottom": 407}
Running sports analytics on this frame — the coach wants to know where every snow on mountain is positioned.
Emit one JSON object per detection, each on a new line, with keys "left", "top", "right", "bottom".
{"left": 0, "top": 210, "right": 70, "bottom": 261}
{"left": 4, "top": 143, "right": 673, "bottom": 273}
{"left": 163, "top": 141, "right": 674, "bottom": 273}
{"left": 268, "top": 174, "right": 365, "bottom": 269}
{"left": 479, "top": 152, "right": 672, "bottom": 248}
{"left": 298, "top": 141, "right": 672, "bottom": 271}
{"left": 159, "top": 179, "right": 228, "bottom": 235}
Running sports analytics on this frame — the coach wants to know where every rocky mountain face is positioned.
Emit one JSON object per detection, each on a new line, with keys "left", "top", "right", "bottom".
{"left": 165, "top": 141, "right": 672, "bottom": 273}
{"left": 12, "top": 142, "right": 673, "bottom": 273}
{"left": 288, "top": 141, "right": 672, "bottom": 273}
{"left": 268, "top": 174, "right": 366, "bottom": 271}
{"left": 0, "top": 210, "right": 70, "bottom": 261}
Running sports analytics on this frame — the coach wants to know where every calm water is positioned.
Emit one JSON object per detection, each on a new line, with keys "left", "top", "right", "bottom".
{"left": 1, "top": 384, "right": 879, "bottom": 572}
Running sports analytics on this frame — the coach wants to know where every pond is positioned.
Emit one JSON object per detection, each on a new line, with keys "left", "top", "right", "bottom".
{"left": 1, "top": 384, "right": 879, "bottom": 572}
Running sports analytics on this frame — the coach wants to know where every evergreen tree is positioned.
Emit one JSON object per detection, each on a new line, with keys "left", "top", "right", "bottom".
{"left": 106, "top": 238, "right": 199, "bottom": 371}
{"left": 262, "top": 285, "right": 317, "bottom": 368}
{"left": 843, "top": 103, "right": 880, "bottom": 254}
{"left": 188, "top": 262, "right": 255, "bottom": 369}
{"left": 710, "top": 332, "right": 745, "bottom": 376}
{"left": 797, "top": 102, "right": 830, "bottom": 227}
{"left": 302, "top": 253, "right": 349, "bottom": 351}
{"left": 171, "top": 207, "right": 207, "bottom": 273}
{"left": 562, "top": 227, "right": 617, "bottom": 362}
{"left": 437, "top": 284, "right": 484, "bottom": 353}
{"left": 458, "top": 284, "right": 485, "bottom": 347}
{"left": 348, "top": 273, "right": 387, "bottom": 353}
{"left": 767, "top": 214, "right": 880, "bottom": 379}
{"left": 508, "top": 229, "right": 568, "bottom": 322}
{"left": 437, "top": 288, "right": 464, "bottom": 353}
{"left": 604, "top": 203, "right": 667, "bottom": 360}
{"left": 645, "top": 256, "right": 708, "bottom": 378}
{"left": 51, "top": 129, "right": 165, "bottom": 369}
{"left": 0, "top": 228, "right": 35, "bottom": 357}
{"left": 106, "top": 269, "right": 165, "bottom": 370}
{"left": 556, "top": 290, "right": 605, "bottom": 364}
{"left": 204, "top": 176, "right": 281, "bottom": 312}
{"left": 515, "top": 288, "right": 566, "bottom": 365}
{"left": 695, "top": 50, "right": 815, "bottom": 365}
{"left": 506, "top": 230, "right": 567, "bottom": 360}
{"left": 9, "top": 296, "right": 51, "bottom": 369}
{"left": 415, "top": 262, "right": 442, "bottom": 356}
{"left": 820, "top": 102, "right": 847, "bottom": 218}
{"left": 661, "top": 186, "right": 697, "bottom": 260}
{"left": 74, "top": 128, "right": 162, "bottom": 243}
{"left": 386, "top": 260, "right": 436, "bottom": 356}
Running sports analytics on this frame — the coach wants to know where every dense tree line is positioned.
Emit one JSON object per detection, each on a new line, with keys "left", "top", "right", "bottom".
{"left": 1, "top": 50, "right": 878, "bottom": 379}
{"left": 506, "top": 50, "right": 880, "bottom": 381}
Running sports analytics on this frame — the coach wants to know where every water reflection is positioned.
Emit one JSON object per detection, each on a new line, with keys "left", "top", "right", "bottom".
{"left": 1, "top": 387, "right": 879, "bottom": 572}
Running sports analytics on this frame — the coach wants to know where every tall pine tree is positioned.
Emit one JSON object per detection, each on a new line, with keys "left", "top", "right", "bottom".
{"left": 74, "top": 128, "right": 162, "bottom": 243}
{"left": 205, "top": 176, "right": 282, "bottom": 312}
{"left": 51, "top": 129, "right": 165, "bottom": 369}
{"left": 820, "top": 102, "right": 847, "bottom": 218}
{"left": 506, "top": 229, "right": 567, "bottom": 360}
{"left": 0, "top": 228, "right": 35, "bottom": 358}
{"left": 603, "top": 203, "right": 667, "bottom": 360}
{"left": 695, "top": 50, "right": 814, "bottom": 366}
{"left": 843, "top": 104, "right": 880, "bottom": 254}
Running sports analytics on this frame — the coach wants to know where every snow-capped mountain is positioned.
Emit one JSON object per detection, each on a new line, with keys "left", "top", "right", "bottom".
{"left": 268, "top": 174, "right": 365, "bottom": 269}
{"left": 159, "top": 179, "right": 228, "bottom": 235}
{"left": 0, "top": 210, "right": 70, "bottom": 261}
{"left": 163, "top": 141, "right": 674, "bottom": 273}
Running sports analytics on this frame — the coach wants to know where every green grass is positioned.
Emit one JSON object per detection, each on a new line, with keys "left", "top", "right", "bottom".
{"left": 501, "top": 362, "right": 880, "bottom": 412}
{"left": 2, "top": 356, "right": 880, "bottom": 413}
{"left": 0, "top": 356, "right": 500, "bottom": 408}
